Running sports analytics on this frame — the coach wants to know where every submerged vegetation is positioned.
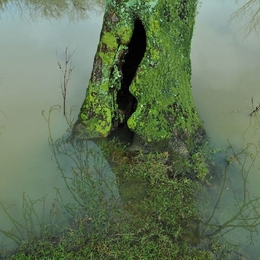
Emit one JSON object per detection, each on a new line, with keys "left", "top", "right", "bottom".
{"left": 196, "top": 112, "right": 260, "bottom": 258}
{"left": 0, "top": 104, "right": 214, "bottom": 259}
{"left": 2, "top": 102, "right": 260, "bottom": 259}
{"left": 0, "top": 44, "right": 216, "bottom": 256}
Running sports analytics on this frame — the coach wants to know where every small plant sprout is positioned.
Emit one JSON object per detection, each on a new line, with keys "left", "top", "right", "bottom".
{"left": 56, "top": 46, "right": 77, "bottom": 116}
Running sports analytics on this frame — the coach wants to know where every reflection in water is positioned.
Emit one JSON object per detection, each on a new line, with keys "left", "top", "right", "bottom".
{"left": 192, "top": 0, "right": 260, "bottom": 148}
{"left": 0, "top": 0, "right": 106, "bottom": 249}
{"left": 0, "top": 105, "right": 120, "bottom": 248}
{"left": 0, "top": 0, "right": 105, "bottom": 20}
{"left": 230, "top": 0, "right": 260, "bottom": 36}
{"left": 43, "top": 105, "right": 120, "bottom": 206}
{"left": 198, "top": 137, "right": 260, "bottom": 258}
{"left": 0, "top": 110, "right": 7, "bottom": 134}
{"left": 192, "top": 0, "right": 260, "bottom": 258}
{"left": 201, "top": 141, "right": 260, "bottom": 236}
{"left": 1, "top": 0, "right": 260, "bottom": 257}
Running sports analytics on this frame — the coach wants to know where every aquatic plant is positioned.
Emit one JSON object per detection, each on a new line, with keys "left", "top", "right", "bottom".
{"left": 56, "top": 47, "right": 76, "bottom": 117}
{"left": 0, "top": 103, "right": 216, "bottom": 259}
{"left": 0, "top": 195, "right": 47, "bottom": 246}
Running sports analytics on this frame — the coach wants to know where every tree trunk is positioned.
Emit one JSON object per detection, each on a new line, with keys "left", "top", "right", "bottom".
{"left": 73, "top": 0, "right": 204, "bottom": 153}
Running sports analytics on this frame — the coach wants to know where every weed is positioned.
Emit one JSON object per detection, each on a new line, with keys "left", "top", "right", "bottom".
{"left": 56, "top": 46, "right": 76, "bottom": 117}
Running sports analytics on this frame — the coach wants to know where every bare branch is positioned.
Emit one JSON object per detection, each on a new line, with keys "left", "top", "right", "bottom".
{"left": 230, "top": 0, "right": 260, "bottom": 36}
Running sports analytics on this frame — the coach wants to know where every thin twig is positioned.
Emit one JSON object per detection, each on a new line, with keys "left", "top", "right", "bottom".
{"left": 250, "top": 97, "right": 260, "bottom": 116}
{"left": 56, "top": 46, "right": 77, "bottom": 116}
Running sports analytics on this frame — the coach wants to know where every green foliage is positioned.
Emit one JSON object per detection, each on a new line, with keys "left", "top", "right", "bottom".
{"left": 184, "top": 142, "right": 223, "bottom": 182}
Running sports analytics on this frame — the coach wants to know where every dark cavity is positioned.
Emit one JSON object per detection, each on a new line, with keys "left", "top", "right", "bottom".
{"left": 110, "top": 19, "right": 146, "bottom": 143}
{"left": 117, "top": 19, "right": 146, "bottom": 125}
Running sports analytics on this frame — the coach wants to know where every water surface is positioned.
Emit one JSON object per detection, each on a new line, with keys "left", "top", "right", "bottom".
{"left": 0, "top": 1, "right": 107, "bottom": 246}
{"left": 192, "top": 0, "right": 260, "bottom": 258}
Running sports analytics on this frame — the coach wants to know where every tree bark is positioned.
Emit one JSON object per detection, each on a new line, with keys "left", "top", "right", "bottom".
{"left": 73, "top": 0, "right": 204, "bottom": 153}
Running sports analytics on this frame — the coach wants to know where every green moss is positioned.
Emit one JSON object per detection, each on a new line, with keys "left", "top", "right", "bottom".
{"left": 98, "top": 51, "right": 114, "bottom": 66}
{"left": 78, "top": 82, "right": 113, "bottom": 138}
{"left": 100, "top": 82, "right": 109, "bottom": 91}
{"left": 117, "top": 27, "right": 132, "bottom": 44}
{"left": 148, "top": 17, "right": 160, "bottom": 34}
{"left": 127, "top": 114, "right": 136, "bottom": 129}
{"left": 76, "top": 0, "right": 203, "bottom": 152}
{"left": 101, "top": 31, "right": 118, "bottom": 50}
{"left": 80, "top": 110, "right": 111, "bottom": 138}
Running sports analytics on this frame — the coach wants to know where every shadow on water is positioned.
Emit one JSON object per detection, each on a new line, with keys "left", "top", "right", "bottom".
{"left": 197, "top": 111, "right": 260, "bottom": 259}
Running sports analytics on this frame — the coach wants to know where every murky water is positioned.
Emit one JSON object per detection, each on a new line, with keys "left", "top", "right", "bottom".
{"left": 0, "top": 1, "right": 114, "bottom": 247}
{"left": 192, "top": 0, "right": 260, "bottom": 258}
{"left": 192, "top": 0, "right": 260, "bottom": 148}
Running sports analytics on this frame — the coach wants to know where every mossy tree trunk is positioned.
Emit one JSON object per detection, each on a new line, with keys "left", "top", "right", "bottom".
{"left": 73, "top": 0, "right": 204, "bottom": 152}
